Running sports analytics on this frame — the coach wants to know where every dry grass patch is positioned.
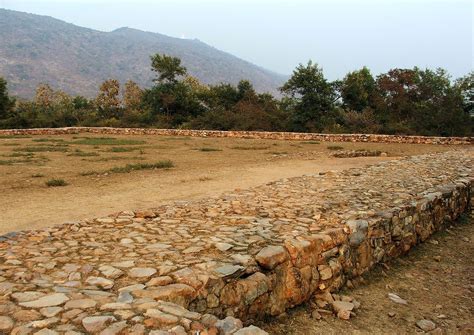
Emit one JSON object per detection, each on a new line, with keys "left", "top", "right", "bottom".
{"left": 70, "top": 137, "right": 146, "bottom": 146}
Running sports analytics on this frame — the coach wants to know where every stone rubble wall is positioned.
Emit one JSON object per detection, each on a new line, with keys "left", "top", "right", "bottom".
{"left": 0, "top": 151, "right": 472, "bottom": 334}
{"left": 0, "top": 127, "right": 472, "bottom": 145}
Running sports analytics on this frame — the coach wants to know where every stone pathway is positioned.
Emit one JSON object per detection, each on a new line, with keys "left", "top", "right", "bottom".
{"left": 0, "top": 150, "right": 472, "bottom": 334}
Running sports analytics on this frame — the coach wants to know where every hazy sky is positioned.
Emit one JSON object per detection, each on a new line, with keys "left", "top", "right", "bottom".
{"left": 1, "top": 0, "right": 472, "bottom": 79}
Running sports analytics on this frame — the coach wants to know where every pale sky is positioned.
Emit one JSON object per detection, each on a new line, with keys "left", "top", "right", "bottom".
{"left": 1, "top": 0, "right": 473, "bottom": 79}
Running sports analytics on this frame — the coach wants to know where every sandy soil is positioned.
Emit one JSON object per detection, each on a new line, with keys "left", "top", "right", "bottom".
{"left": 263, "top": 215, "right": 474, "bottom": 335}
{"left": 0, "top": 134, "right": 454, "bottom": 234}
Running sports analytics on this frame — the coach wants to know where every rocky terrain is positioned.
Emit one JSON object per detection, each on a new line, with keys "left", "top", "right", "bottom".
{"left": 0, "top": 149, "right": 472, "bottom": 334}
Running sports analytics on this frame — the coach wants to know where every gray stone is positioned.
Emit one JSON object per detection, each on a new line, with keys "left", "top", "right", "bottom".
{"left": 416, "top": 319, "right": 436, "bottom": 332}
{"left": 215, "top": 316, "right": 243, "bottom": 335}
{"left": 346, "top": 219, "right": 368, "bottom": 247}
{"left": 19, "top": 293, "right": 69, "bottom": 308}
{"left": 86, "top": 277, "right": 114, "bottom": 289}
{"left": 388, "top": 293, "right": 408, "bottom": 305}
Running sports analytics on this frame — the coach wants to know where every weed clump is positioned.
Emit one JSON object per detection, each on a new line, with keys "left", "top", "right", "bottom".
{"left": 46, "top": 178, "right": 68, "bottom": 187}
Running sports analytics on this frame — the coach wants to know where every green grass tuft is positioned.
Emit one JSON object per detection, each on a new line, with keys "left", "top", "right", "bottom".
{"left": 108, "top": 146, "right": 142, "bottom": 152}
{"left": 32, "top": 138, "right": 65, "bottom": 143}
{"left": 46, "top": 178, "right": 68, "bottom": 187}
{"left": 14, "top": 146, "right": 68, "bottom": 152}
{"left": 80, "top": 160, "right": 174, "bottom": 176}
{"left": 0, "top": 135, "right": 31, "bottom": 139}
{"left": 231, "top": 146, "right": 270, "bottom": 150}
{"left": 108, "top": 161, "right": 174, "bottom": 173}
{"left": 197, "top": 147, "right": 222, "bottom": 152}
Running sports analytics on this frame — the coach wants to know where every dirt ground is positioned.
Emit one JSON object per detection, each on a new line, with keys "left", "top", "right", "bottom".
{"left": 262, "top": 215, "right": 474, "bottom": 335}
{"left": 0, "top": 133, "right": 454, "bottom": 234}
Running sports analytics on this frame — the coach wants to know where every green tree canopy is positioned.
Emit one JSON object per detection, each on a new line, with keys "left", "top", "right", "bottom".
{"left": 0, "top": 77, "right": 15, "bottom": 121}
{"left": 281, "top": 60, "right": 336, "bottom": 132}
{"left": 150, "top": 54, "right": 187, "bottom": 84}
{"left": 340, "top": 66, "right": 376, "bottom": 112}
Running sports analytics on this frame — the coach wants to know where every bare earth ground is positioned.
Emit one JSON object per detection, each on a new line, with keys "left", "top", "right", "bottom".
{"left": 0, "top": 133, "right": 454, "bottom": 234}
{"left": 263, "top": 215, "right": 474, "bottom": 335}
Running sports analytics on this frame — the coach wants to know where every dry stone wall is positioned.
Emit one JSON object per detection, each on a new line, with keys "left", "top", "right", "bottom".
{"left": 0, "top": 150, "right": 472, "bottom": 334}
{"left": 0, "top": 127, "right": 472, "bottom": 145}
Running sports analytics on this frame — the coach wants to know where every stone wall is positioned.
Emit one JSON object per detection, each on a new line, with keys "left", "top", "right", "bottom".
{"left": 0, "top": 151, "right": 472, "bottom": 334}
{"left": 1, "top": 127, "right": 473, "bottom": 145}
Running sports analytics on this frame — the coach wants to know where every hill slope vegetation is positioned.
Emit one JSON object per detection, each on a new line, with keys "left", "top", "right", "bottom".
{"left": 0, "top": 9, "right": 287, "bottom": 98}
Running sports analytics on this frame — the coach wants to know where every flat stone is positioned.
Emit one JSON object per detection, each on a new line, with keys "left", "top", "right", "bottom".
{"left": 19, "top": 293, "right": 69, "bottom": 308}
{"left": 145, "top": 309, "right": 179, "bottom": 324}
{"left": 132, "top": 284, "right": 195, "bottom": 302}
{"left": 100, "top": 302, "right": 132, "bottom": 310}
{"left": 33, "top": 329, "right": 59, "bottom": 335}
{"left": 13, "top": 309, "right": 42, "bottom": 322}
{"left": 255, "top": 246, "right": 289, "bottom": 270}
{"left": 12, "top": 291, "right": 46, "bottom": 303}
{"left": 214, "top": 242, "right": 233, "bottom": 251}
{"left": 157, "top": 301, "right": 201, "bottom": 320}
{"left": 118, "top": 284, "right": 145, "bottom": 292}
{"left": 416, "top": 319, "right": 436, "bottom": 332}
{"left": 215, "top": 316, "right": 243, "bottom": 334}
{"left": 146, "top": 276, "right": 173, "bottom": 287}
{"left": 388, "top": 293, "right": 408, "bottom": 305}
{"left": 215, "top": 264, "right": 244, "bottom": 277}
{"left": 99, "top": 265, "right": 124, "bottom": 279}
{"left": 234, "top": 325, "right": 269, "bottom": 335}
{"left": 65, "top": 299, "right": 97, "bottom": 309}
{"left": 86, "top": 277, "right": 114, "bottom": 289}
{"left": 99, "top": 321, "right": 128, "bottom": 335}
{"left": 0, "top": 316, "right": 14, "bottom": 331}
{"left": 39, "top": 307, "right": 63, "bottom": 317}
{"left": 30, "top": 317, "right": 59, "bottom": 328}
{"left": 129, "top": 267, "right": 157, "bottom": 278}
{"left": 82, "top": 315, "right": 116, "bottom": 333}
{"left": 331, "top": 301, "right": 355, "bottom": 313}
{"left": 111, "top": 260, "right": 135, "bottom": 268}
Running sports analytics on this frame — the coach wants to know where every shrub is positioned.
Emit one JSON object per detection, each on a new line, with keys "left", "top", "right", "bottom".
{"left": 197, "top": 147, "right": 222, "bottom": 152}
{"left": 46, "top": 178, "right": 68, "bottom": 187}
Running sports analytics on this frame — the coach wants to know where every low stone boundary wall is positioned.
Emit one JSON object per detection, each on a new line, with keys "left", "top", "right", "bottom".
{"left": 0, "top": 150, "right": 472, "bottom": 334}
{"left": 1, "top": 127, "right": 472, "bottom": 145}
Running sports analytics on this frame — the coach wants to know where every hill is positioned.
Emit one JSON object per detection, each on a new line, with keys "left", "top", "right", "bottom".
{"left": 0, "top": 9, "right": 287, "bottom": 98}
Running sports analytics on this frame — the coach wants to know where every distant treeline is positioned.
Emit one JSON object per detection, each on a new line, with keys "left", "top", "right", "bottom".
{"left": 1, "top": 54, "right": 472, "bottom": 136}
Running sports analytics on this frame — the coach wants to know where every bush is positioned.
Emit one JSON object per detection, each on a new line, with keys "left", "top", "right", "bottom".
{"left": 46, "top": 178, "right": 68, "bottom": 187}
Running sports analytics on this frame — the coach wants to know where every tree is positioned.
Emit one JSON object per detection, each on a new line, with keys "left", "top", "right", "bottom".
{"left": 340, "top": 67, "right": 376, "bottom": 112}
{"left": 281, "top": 61, "right": 337, "bottom": 132}
{"left": 123, "top": 80, "right": 143, "bottom": 110}
{"left": 150, "top": 54, "right": 187, "bottom": 84}
{"left": 95, "top": 79, "right": 121, "bottom": 120}
{"left": 373, "top": 67, "right": 472, "bottom": 136}
{"left": 0, "top": 77, "right": 15, "bottom": 123}
{"left": 455, "top": 72, "right": 474, "bottom": 115}
{"left": 34, "top": 83, "right": 54, "bottom": 109}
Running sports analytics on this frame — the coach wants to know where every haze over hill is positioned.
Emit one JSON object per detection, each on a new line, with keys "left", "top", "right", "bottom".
{"left": 0, "top": 9, "right": 287, "bottom": 98}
